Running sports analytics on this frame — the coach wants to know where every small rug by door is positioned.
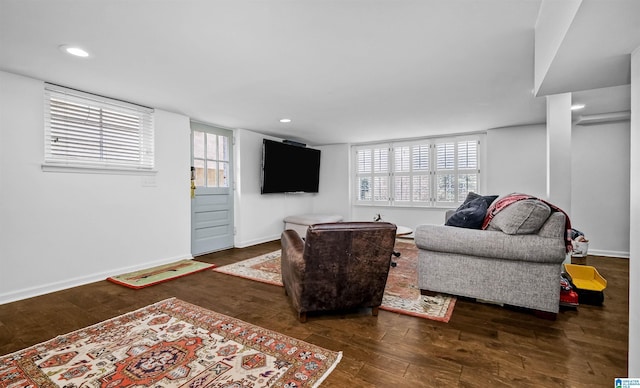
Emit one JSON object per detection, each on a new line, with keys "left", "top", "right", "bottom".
{"left": 213, "top": 240, "right": 456, "bottom": 322}
{"left": 107, "top": 259, "right": 215, "bottom": 289}
{"left": 0, "top": 298, "right": 342, "bottom": 388}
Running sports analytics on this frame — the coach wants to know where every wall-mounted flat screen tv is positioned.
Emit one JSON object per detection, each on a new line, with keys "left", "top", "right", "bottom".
{"left": 261, "top": 139, "right": 321, "bottom": 194}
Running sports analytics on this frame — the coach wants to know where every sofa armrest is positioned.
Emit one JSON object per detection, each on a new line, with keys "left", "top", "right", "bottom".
{"left": 537, "top": 212, "right": 566, "bottom": 238}
{"left": 415, "top": 224, "right": 566, "bottom": 263}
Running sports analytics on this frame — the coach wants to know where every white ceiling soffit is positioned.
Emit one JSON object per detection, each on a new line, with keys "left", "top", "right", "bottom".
{"left": 536, "top": 0, "right": 640, "bottom": 97}
{"left": 533, "top": 0, "right": 582, "bottom": 96}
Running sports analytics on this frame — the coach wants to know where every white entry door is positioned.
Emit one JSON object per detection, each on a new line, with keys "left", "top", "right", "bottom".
{"left": 191, "top": 122, "right": 234, "bottom": 255}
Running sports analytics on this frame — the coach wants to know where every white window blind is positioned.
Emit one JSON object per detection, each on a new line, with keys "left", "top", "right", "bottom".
{"left": 354, "top": 135, "right": 481, "bottom": 207}
{"left": 44, "top": 84, "right": 154, "bottom": 171}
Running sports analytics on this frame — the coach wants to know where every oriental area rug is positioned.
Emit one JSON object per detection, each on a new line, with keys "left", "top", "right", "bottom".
{"left": 0, "top": 298, "right": 342, "bottom": 388}
{"left": 213, "top": 240, "right": 456, "bottom": 322}
{"left": 107, "top": 259, "right": 215, "bottom": 289}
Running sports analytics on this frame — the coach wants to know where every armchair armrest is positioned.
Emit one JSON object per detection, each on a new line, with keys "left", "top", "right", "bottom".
{"left": 281, "top": 229, "right": 306, "bottom": 287}
{"left": 282, "top": 229, "right": 305, "bottom": 260}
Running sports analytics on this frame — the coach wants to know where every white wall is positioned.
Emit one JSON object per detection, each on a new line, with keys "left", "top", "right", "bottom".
{"left": 311, "top": 143, "right": 351, "bottom": 219}
{"left": 233, "top": 129, "right": 318, "bottom": 247}
{"left": 486, "top": 124, "right": 548, "bottom": 198}
{"left": 0, "top": 71, "right": 192, "bottom": 304}
{"left": 572, "top": 122, "right": 630, "bottom": 257}
{"left": 485, "top": 122, "right": 630, "bottom": 257}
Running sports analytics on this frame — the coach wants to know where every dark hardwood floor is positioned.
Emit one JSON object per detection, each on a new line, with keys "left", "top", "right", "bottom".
{"left": 0, "top": 241, "right": 629, "bottom": 387}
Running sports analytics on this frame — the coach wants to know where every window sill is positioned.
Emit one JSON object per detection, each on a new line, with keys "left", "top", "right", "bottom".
{"left": 42, "top": 163, "right": 157, "bottom": 176}
{"left": 353, "top": 203, "right": 458, "bottom": 210}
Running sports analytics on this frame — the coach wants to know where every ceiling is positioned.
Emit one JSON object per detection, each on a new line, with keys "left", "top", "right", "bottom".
{"left": 1, "top": 0, "right": 639, "bottom": 145}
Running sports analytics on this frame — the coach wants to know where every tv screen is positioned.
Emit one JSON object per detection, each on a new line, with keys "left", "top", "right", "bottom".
{"left": 261, "top": 139, "right": 321, "bottom": 194}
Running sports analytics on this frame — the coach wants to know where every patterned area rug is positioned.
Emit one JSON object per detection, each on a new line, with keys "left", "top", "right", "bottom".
{"left": 107, "top": 259, "right": 215, "bottom": 289}
{"left": 213, "top": 240, "right": 456, "bottom": 322}
{"left": 0, "top": 298, "right": 342, "bottom": 387}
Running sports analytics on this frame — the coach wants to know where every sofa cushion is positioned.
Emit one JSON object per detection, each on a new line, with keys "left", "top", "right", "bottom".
{"left": 445, "top": 197, "right": 488, "bottom": 229}
{"left": 488, "top": 199, "right": 551, "bottom": 235}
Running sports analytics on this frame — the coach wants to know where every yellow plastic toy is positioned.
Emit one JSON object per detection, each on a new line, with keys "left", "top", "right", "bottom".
{"left": 563, "top": 263, "right": 607, "bottom": 291}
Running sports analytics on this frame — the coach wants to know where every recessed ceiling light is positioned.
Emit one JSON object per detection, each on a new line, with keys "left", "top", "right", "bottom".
{"left": 571, "top": 104, "right": 585, "bottom": 110}
{"left": 59, "top": 45, "right": 90, "bottom": 58}
{"left": 279, "top": 118, "right": 292, "bottom": 123}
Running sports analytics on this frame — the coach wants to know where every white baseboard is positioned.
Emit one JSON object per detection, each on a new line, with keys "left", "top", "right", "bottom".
{"left": 234, "top": 234, "right": 280, "bottom": 248}
{"left": 0, "top": 254, "right": 193, "bottom": 305}
{"left": 588, "top": 249, "right": 629, "bottom": 259}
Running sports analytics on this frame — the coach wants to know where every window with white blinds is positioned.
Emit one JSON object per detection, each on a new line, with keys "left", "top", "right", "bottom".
{"left": 44, "top": 84, "right": 154, "bottom": 172}
{"left": 353, "top": 135, "right": 481, "bottom": 207}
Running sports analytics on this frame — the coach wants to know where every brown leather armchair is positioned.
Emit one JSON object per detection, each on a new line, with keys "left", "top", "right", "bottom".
{"left": 281, "top": 222, "right": 397, "bottom": 322}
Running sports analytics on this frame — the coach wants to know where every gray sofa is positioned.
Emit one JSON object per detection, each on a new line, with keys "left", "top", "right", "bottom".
{"left": 415, "top": 199, "right": 568, "bottom": 318}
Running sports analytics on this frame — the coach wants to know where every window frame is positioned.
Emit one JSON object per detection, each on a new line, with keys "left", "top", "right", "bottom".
{"left": 43, "top": 84, "right": 155, "bottom": 175}
{"left": 353, "top": 134, "right": 483, "bottom": 208}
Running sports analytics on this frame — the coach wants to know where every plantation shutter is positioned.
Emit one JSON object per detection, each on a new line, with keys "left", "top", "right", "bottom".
{"left": 44, "top": 84, "right": 154, "bottom": 171}
{"left": 411, "top": 144, "right": 430, "bottom": 203}
{"left": 393, "top": 146, "right": 411, "bottom": 202}
{"left": 355, "top": 146, "right": 390, "bottom": 204}
{"left": 353, "top": 135, "right": 481, "bottom": 208}
{"left": 392, "top": 143, "right": 431, "bottom": 205}
{"left": 435, "top": 142, "right": 456, "bottom": 205}
{"left": 434, "top": 138, "right": 479, "bottom": 206}
{"left": 456, "top": 140, "right": 479, "bottom": 200}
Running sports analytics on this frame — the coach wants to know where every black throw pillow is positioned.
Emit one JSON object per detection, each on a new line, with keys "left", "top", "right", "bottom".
{"left": 445, "top": 197, "right": 488, "bottom": 229}
{"left": 464, "top": 192, "right": 498, "bottom": 208}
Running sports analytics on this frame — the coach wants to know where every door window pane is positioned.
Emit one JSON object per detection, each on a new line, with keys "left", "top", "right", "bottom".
{"left": 194, "top": 158, "right": 205, "bottom": 187}
{"left": 206, "top": 133, "right": 217, "bottom": 160}
{"left": 193, "top": 131, "right": 205, "bottom": 159}
{"left": 218, "top": 136, "right": 229, "bottom": 161}
{"left": 220, "top": 161, "right": 230, "bottom": 187}
{"left": 193, "top": 130, "right": 231, "bottom": 188}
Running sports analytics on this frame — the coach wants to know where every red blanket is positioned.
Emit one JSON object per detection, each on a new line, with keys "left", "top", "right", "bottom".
{"left": 482, "top": 193, "right": 573, "bottom": 253}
